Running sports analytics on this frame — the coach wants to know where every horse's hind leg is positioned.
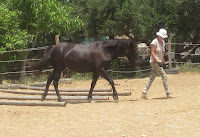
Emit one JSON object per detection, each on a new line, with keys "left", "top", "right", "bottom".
{"left": 100, "top": 68, "right": 119, "bottom": 102}
{"left": 88, "top": 73, "right": 99, "bottom": 102}
{"left": 42, "top": 71, "right": 55, "bottom": 101}
{"left": 53, "top": 69, "right": 63, "bottom": 102}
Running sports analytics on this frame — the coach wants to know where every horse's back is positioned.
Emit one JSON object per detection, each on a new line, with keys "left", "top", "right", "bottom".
{"left": 63, "top": 41, "right": 109, "bottom": 72}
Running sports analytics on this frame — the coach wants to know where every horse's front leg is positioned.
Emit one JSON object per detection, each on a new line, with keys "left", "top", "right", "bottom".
{"left": 100, "top": 68, "right": 119, "bottom": 102}
{"left": 88, "top": 73, "right": 99, "bottom": 102}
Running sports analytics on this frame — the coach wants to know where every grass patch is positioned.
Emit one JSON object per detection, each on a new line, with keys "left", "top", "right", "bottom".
{"left": 72, "top": 72, "right": 93, "bottom": 80}
{"left": 176, "top": 60, "right": 200, "bottom": 73}
{"left": 2, "top": 74, "right": 48, "bottom": 85}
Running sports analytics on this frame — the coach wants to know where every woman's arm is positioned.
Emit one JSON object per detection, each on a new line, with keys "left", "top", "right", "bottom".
{"left": 151, "top": 44, "right": 158, "bottom": 63}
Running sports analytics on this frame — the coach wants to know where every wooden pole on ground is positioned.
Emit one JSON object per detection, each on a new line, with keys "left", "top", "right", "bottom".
{"left": 0, "top": 95, "right": 109, "bottom": 101}
{"left": 0, "top": 89, "right": 131, "bottom": 96}
{"left": 18, "top": 85, "right": 112, "bottom": 92}
{"left": 0, "top": 100, "right": 66, "bottom": 107}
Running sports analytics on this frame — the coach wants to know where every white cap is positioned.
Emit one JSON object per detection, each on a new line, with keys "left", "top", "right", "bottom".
{"left": 156, "top": 29, "right": 168, "bottom": 38}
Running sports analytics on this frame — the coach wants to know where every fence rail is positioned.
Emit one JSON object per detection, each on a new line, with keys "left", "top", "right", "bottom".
{"left": 0, "top": 69, "right": 54, "bottom": 75}
{"left": 1, "top": 46, "right": 48, "bottom": 53}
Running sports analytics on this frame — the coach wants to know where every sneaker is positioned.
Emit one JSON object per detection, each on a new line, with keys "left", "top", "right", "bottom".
{"left": 142, "top": 91, "right": 147, "bottom": 95}
{"left": 142, "top": 91, "right": 147, "bottom": 99}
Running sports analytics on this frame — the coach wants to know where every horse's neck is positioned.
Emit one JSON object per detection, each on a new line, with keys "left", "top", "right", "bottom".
{"left": 109, "top": 47, "right": 123, "bottom": 61}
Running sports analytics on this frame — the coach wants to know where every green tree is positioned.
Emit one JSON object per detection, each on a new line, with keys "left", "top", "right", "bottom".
{"left": 134, "top": 0, "right": 179, "bottom": 43}
{"left": 0, "top": 4, "right": 30, "bottom": 51}
{"left": 0, "top": 4, "right": 31, "bottom": 83}
{"left": 69, "top": 0, "right": 140, "bottom": 40}
{"left": 69, "top": 0, "right": 179, "bottom": 43}
{"left": 174, "top": 0, "right": 200, "bottom": 43}
{"left": 0, "top": 0, "right": 83, "bottom": 81}
{"left": 8, "top": 0, "right": 83, "bottom": 45}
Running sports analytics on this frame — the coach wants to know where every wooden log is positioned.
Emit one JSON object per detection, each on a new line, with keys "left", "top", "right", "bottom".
{"left": 30, "top": 78, "right": 72, "bottom": 87}
{"left": 164, "top": 69, "right": 179, "bottom": 74}
{"left": 0, "top": 100, "right": 66, "bottom": 107}
{"left": 0, "top": 84, "right": 21, "bottom": 89}
{"left": 0, "top": 89, "right": 131, "bottom": 96}
{"left": 18, "top": 85, "right": 112, "bottom": 92}
{"left": 0, "top": 95, "right": 109, "bottom": 100}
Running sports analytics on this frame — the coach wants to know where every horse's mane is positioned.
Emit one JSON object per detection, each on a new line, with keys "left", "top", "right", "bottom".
{"left": 102, "top": 39, "right": 131, "bottom": 48}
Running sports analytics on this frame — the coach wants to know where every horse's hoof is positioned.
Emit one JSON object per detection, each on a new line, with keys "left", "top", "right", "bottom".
{"left": 58, "top": 98, "right": 64, "bottom": 102}
{"left": 113, "top": 96, "right": 119, "bottom": 103}
{"left": 114, "top": 98, "right": 119, "bottom": 103}
{"left": 41, "top": 96, "right": 45, "bottom": 101}
{"left": 88, "top": 98, "right": 93, "bottom": 103}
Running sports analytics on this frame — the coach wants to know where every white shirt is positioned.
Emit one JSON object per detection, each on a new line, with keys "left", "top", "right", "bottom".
{"left": 149, "top": 38, "right": 165, "bottom": 62}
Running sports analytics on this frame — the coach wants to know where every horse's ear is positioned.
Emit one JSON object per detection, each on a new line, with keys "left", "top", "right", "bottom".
{"left": 125, "top": 34, "right": 136, "bottom": 46}
{"left": 128, "top": 40, "right": 132, "bottom": 46}
{"left": 103, "top": 41, "right": 118, "bottom": 48}
{"left": 127, "top": 40, "right": 134, "bottom": 47}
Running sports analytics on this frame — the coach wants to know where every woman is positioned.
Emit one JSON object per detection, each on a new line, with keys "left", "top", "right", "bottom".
{"left": 142, "top": 29, "right": 171, "bottom": 98}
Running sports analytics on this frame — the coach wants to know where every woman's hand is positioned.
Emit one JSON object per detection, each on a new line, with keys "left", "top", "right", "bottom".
{"left": 157, "top": 62, "right": 163, "bottom": 67}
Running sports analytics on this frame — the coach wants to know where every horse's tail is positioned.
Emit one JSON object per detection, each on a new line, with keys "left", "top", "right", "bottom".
{"left": 27, "top": 45, "right": 54, "bottom": 71}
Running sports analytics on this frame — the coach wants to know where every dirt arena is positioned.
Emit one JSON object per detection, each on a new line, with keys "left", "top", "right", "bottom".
{"left": 0, "top": 73, "right": 200, "bottom": 137}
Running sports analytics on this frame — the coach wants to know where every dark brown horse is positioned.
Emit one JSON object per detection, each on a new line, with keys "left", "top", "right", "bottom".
{"left": 27, "top": 39, "right": 139, "bottom": 102}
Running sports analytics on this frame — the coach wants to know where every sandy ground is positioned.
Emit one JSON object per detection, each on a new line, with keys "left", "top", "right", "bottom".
{"left": 0, "top": 73, "right": 200, "bottom": 137}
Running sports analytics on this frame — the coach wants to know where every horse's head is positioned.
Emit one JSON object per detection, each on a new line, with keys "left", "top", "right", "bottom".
{"left": 103, "top": 39, "right": 142, "bottom": 65}
{"left": 120, "top": 40, "right": 142, "bottom": 65}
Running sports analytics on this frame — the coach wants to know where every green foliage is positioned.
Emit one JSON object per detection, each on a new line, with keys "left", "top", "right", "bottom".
{"left": 0, "top": 0, "right": 84, "bottom": 82}
{"left": 72, "top": 73, "right": 93, "bottom": 81}
{"left": 2, "top": 0, "right": 83, "bottom": 49}
{"left": 173, "top": 0, "right": 200, "bottom": 43}
{"left": 3, "top": 74, "right": 48, "bottom": 84}
{"left": 69, "top": 0, "right": 139, "bottom": 39}
{"left": 0, "top": 4, "right": 30, "bottom": 51}
{"left": 11, "top": 0, "right": 82, "bottom": 37}
{"left": 31, "top": 0, "right": 83, "bottom": 35}
{"left": 1, "top": 0, "right": 199, "bottom": 48}
{"left": 69, "top": 0, "right": 199, "bottom": 44}
{"left": 135, "top": 0, "right": 179, "bottom": 42}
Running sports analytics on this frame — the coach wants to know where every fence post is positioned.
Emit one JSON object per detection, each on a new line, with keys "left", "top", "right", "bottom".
{"left": 20, "top": 54, "right": 27, "bottom": 80}
{"left": 167, "top": 34, "right": 174, "bottom": 69}
{"left": 55, "top": 35, "right": 64, "bottom": 78}
{"left": 55, "top": 35, "right": 60, "bottom": 45}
